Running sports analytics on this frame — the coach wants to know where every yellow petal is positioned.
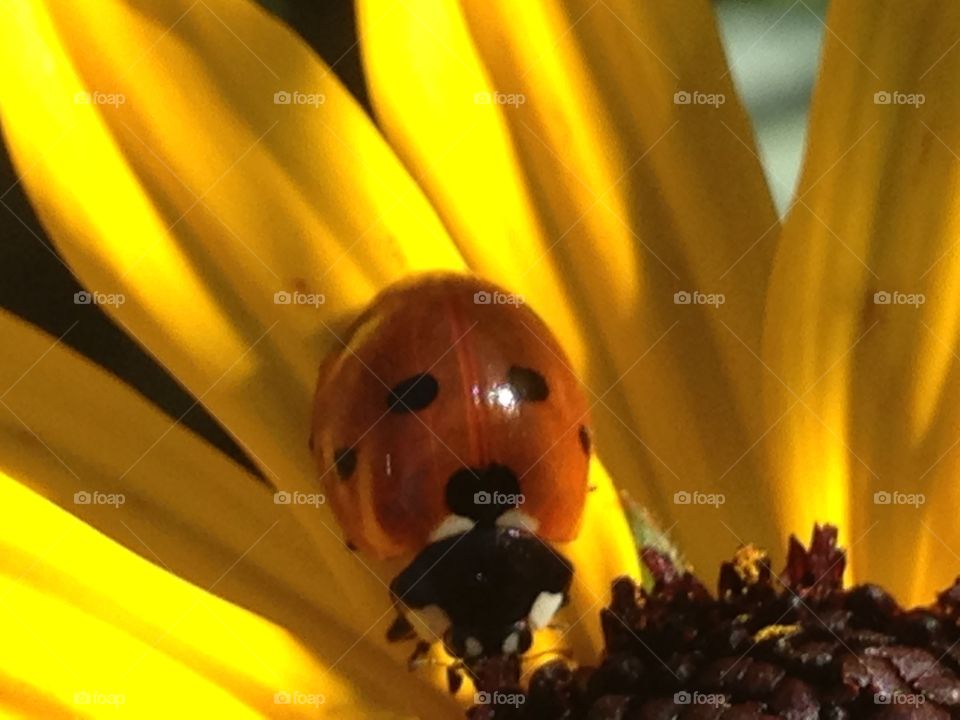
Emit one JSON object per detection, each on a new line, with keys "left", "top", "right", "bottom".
{"left": 0, "top": 0, "right": 464, "bottom": 493}
{"left": 558, "top": 458, "right": 640, "bottom": 661}
{"left": 0, "top": 309, "right": 458, "bottom": 717}
{"left": 358, "top": 0, "right": 785, "bottom": 575}
{"left": 0, "top": 471, "right": 422, "bottom": 719}
{"left": 763, "top": 0, "right": 960, "bottom": 602}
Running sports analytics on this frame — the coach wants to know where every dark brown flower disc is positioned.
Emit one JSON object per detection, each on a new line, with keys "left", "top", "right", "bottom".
{"left": 465, "top": 524, "right": 960, "bottom": 719}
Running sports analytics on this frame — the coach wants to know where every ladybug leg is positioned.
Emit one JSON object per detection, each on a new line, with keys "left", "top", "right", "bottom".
{"left": 406, "top": 640, "right": 433, "bottom": 671}
{"left": 407, "top": 642, "right": 466, "bottom": 691}
{"left": 386, "top": 612, "right": 416, "bottom": 643}
{"left": 446, "top": 665, "right": 464, "bottom": 694}
{"left": 524, "top": 645, "right": 573, "bottom": 662}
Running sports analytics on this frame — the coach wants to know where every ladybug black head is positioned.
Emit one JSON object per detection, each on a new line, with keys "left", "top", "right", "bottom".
{"left": 444, "top": 464, "right": 523, "bottom": 525}
{"left": 389, "top": 525, "right": 573, "bottom": 663}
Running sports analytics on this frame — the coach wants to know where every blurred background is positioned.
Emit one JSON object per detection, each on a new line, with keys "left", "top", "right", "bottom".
{"left": 0, "top": 0, "right": 829, "bottom": 471}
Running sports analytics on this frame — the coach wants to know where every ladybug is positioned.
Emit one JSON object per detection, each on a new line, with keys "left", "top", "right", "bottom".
{"left": 310, "top": 273, "right": 592, "bottom": 681}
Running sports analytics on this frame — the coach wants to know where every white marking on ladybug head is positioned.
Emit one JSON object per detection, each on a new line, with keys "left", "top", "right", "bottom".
{"left": 495, "top": 509, "right": 539, "bottom": 533}
{"left": 501, "top": 631, "right": 520, "bottom": 655}
{"left": 465, "top": 636, "right": 484, "bottom": 658}
{"left": 408, "top": 605, "right": 450, "bottom": 641}
{"left": 528, "top": 591, "right": 564, "bottom": 630}
{"left": 430, "top": 514, "right": 475, "bottom": 542}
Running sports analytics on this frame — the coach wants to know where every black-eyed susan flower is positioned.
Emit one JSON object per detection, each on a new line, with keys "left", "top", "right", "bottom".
{"left": 1, "top": 0, "right": 960, "bottom": 717}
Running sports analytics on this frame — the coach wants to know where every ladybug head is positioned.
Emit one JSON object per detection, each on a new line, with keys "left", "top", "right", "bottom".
{"left": 389, "top": 525, "right": 573, "bottom": 664}
{"left": 444, "top": 463, "right": 524, "bottom": 526}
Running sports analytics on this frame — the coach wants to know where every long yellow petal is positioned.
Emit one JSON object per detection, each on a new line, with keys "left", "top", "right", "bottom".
{"left": 0, "top": 310, "right": 458, "bottom": 717}
{"left": 0, "top": 472, "right": 426, "bottom": 719}
{"left": 764, "top": 0, "right": 960, "bottom": 603}
{"left": 358, "top": 0, "right": 785, "bottom": 575}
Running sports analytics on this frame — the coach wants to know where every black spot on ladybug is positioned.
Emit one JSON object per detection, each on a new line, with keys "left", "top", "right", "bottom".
{"left": 345, "top": 540, "right": 358, "bottom": 552}
{"left": 307, "top": 435, "right": 314, "bottom": 452}
{"left": 579, "top": 425, "right": 591, "bottom": 455}
{"left": 387, "top": 373, "right": 439, "bottom": 413}
{"left": 334, "top": 447, "right": 357, "bottom": 480}
{"left": 508, "top": 366, "right": 549, "bottom": 402}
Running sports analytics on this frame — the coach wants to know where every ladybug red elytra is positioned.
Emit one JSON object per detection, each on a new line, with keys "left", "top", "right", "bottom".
{"left": 309, "top": 273, "right": 592, "bottom": 678}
